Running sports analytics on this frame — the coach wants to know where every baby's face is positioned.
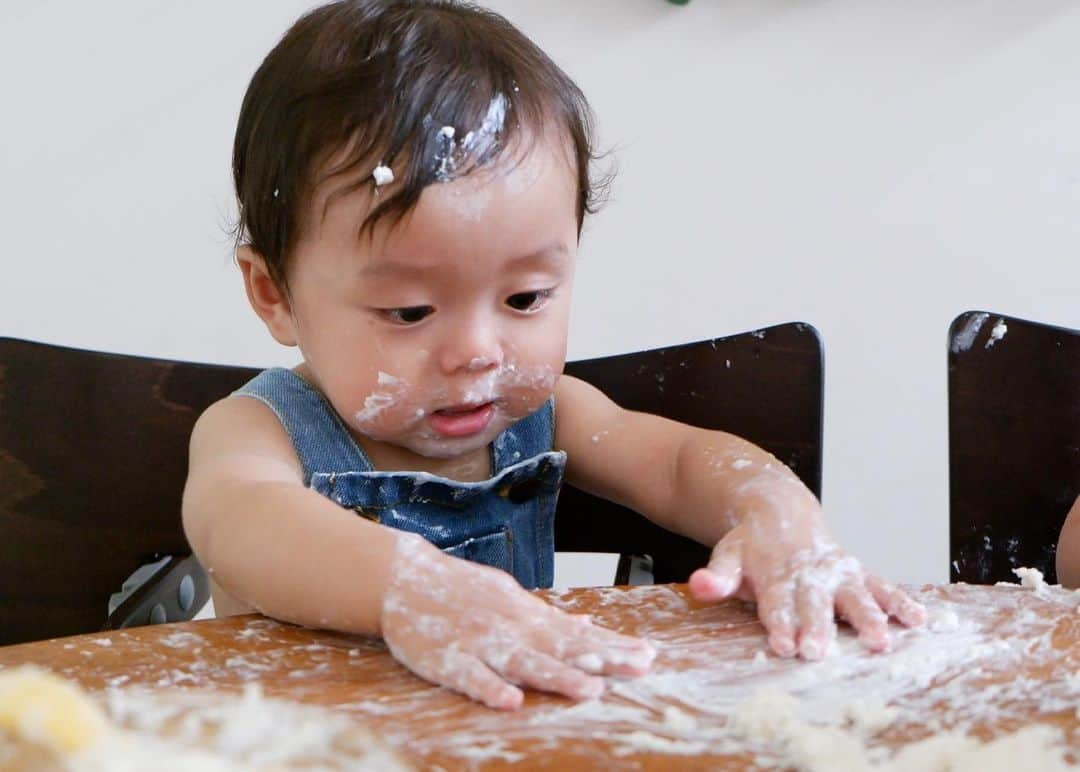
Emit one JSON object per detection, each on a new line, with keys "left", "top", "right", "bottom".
{"left": 285, "top": 137, "right": 579, "bottom": 460}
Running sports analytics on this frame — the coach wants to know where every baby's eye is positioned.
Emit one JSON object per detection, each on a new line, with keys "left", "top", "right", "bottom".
{"left": 380, "top": 305, "right": 433, "bottom": 325}
{"left": 506, "top": 290, "right": 553, "bottom": 312}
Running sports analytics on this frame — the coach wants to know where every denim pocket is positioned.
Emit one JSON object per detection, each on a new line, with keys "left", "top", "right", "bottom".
{"left": 442, "top": 528, "right": 514, "bottom": 576}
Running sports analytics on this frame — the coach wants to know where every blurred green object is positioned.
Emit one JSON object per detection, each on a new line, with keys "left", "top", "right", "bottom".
{"left": 667, "top": 0, "right": 691, "bottom": 4}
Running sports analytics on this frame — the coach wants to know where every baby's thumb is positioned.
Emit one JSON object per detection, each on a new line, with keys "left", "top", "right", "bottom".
{"left": 688, "top": 535, "right": 743, "bottom": 601}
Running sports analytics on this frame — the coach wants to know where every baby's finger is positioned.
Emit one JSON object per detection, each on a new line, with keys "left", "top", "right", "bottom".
{"left": 494, "top": 647, "right": 605, "bottom": 701}
{"left": 835, "top": 583, "right": 889, "bottom": 652}
{"left": 426, "top": 649, "right": 524, "bottom": 710}
{"left": 539, "top": 611, "right": 656, "bottom": 676}
{"left": 795, "top": 582, "right": 835, "bottom": 660}
{"left": 757, "top": 581, "right": 797, "bottom": 657}
{"left": 553, "top": 631, "right": 657, "bottom": 677}
{"left": 688, "top": 537, "right": 743, "bottom": 601}
{"left": 866, "top": 575, "right": 927, "bottom": 627}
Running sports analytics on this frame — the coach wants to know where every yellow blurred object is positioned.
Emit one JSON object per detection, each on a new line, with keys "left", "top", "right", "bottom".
{"left": 0, "top": 666, "right": 109, "bottom": 753}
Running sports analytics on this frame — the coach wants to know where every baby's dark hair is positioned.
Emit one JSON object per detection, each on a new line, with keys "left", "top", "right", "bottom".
{"left": 232, "top": 0, "right": 607, "bottom": 289}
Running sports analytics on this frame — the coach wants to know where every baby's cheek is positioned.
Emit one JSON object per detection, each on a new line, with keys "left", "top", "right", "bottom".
{"left": 343, "top": 377, "right": 419, "bottom": 436}
{"left": 504, "top": 395, "right": 538, "bottom": 421}
{"left": 503, "top": 359, "right": 558, "bottom": 389}
{"left": 500, "top": 382, "right": 554, "bottom": 420}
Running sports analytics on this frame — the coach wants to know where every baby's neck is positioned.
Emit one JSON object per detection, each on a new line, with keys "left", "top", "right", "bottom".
{"left": 356, "top": 435, "right": 493, "bottom": 482}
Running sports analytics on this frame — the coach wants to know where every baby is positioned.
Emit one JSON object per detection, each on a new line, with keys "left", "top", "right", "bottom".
{"left": 182, "top": 0, "right": 926, "bottom": 710}
{"left": 1058, "top": 497, "right": 1079, "bottom": 587}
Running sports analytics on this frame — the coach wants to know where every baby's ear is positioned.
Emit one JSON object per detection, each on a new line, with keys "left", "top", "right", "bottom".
{"left": 236, "top": 245, "right": 299, "bottom": 347}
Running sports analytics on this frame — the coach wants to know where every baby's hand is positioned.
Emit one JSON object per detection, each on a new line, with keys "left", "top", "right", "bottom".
{"left": 379, "top": 533, "right": 656, "bottom": 710}
{"left": 687, "top": 486, "right": 927, "bottom": 659}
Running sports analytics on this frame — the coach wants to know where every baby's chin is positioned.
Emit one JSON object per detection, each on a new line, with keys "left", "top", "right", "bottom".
{"left": 395, "top": 429, "right": 502, "bottom": 460}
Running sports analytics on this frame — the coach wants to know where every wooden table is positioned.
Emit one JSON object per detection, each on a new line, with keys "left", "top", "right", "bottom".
{"left": 2, "top": 583, "right": 1078, "bottom": 770}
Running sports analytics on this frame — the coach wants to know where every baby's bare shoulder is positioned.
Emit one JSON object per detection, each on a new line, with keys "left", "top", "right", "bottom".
{"left": 188, "top": 394, "right": 301, "bottom": 482}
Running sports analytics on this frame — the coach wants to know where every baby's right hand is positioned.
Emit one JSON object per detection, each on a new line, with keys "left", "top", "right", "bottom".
{"left": 379, "top": 533, "right": 656, "bottom": 710}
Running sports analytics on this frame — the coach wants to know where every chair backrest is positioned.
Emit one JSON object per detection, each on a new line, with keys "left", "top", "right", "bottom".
{"left": 948, "top": 311, "right": 1080, "bottom": 584}
{"left": 0, "top": 337, "right": 258, "bottom": 645}
{"left": 557, "top": 322, "right": 825, "bottom": 584}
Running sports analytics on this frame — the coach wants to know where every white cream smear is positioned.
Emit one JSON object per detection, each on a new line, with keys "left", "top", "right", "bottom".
{"left": 351, "top": 361, "right": 556, "bottom": 455}
{"left": 429, "top": 93, "right": 511, "bottom": 221}
{"left": 0, "top": 678, "right": 406, "bottom": 771}
{"left": 18, "top": 576, "right": 1079, "bottom": 769}
{"left": 986, "top": 318, "right": 1008, "bottom": 349}
{"left": 377, "top": 580, "right": 1079, "bottom": 767}
{"left": 951, "top": 312, "right": 990, "bottom": 353}
{"left": 355, "top": 364, "right": 554, "bottom": 422}
{"left": 371, "top": 163, "right": 394, "bottom": 187}
{"left": 353, "top": 371, "right": 408, "bottom": 426}
{"left": 431, "top": 93, "right": 508, "bottom": 184}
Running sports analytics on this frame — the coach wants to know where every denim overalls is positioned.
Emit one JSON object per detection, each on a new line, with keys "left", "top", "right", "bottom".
{"left": 235, "top": 368, "right": 565, "bottom": 589}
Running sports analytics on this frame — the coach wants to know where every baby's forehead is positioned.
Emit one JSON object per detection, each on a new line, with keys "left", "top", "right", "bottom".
{"left": 289, "top": 142, "right": 578, "bottom": 285}
{"left": 302, "top": 126, "right": 575, "bottom": 241}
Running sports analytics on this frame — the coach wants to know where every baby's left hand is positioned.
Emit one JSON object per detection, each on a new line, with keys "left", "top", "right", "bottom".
{"left": 687, "top": 489, "right": 927, "bottom": 659}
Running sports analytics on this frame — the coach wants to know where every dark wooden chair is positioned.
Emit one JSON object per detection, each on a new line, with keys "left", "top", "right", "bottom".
{"left": 558, "top": 322, "right": 825, "bottom": 584}
{"left": 0, "top": 337, "right": 258, "bottom": 645}
{"left": 948, "top": 311, "right": 1080, "bottom": 584}
{"left": 1, "top": 322, "right": 823, "bottom": 643}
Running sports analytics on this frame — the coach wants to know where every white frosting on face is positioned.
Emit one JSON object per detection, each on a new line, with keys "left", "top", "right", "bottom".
{"left": 461, "top": 93, "right": 507, "bottom": 161}
{"left": 432, "top": 94, "right": 508, "bottom": 187}
{"left": 353, "top": 371, "right": 409, "bottom": 425}
{"left": 288, "top": 129, "right": 577, "bottom": 467}
{"left": 350, "top": 361, "right": 558, "bottom": 459}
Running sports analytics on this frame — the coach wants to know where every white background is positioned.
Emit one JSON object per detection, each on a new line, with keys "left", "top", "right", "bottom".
{"left": 3, "top": 1, "right": 1079, "bottom": 586}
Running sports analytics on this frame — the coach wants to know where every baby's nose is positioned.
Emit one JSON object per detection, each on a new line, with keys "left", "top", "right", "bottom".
{"left": 438, "top": 322, "right": 502, "bottom": 374}
{"left": 465, "top": 354, "right": 498, "bottom": 371}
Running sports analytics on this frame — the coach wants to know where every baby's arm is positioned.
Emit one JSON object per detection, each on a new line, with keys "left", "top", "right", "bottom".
{"left": 182, "top": 395, "right": 397, "bottom": 633}
{"left": 1056, "top": 495, "right": 1080, "bottom": 588}
{"left": 182, "top": 395, "right": 655, "bottom": 709}
{"left": 555, "top": 375, "right": 925, "bottom": 658}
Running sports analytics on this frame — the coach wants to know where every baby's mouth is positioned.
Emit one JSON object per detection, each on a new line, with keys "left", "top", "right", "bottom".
{"left": 428, "top": 402, "right": 496, "bottom": 438}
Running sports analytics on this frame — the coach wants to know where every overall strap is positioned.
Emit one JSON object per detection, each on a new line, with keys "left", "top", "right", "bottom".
{"left": 233, "top": 368, "right": 373, "bottom": 484}
{"left": 491, "top": 398, "right": 556, "bottom": 472}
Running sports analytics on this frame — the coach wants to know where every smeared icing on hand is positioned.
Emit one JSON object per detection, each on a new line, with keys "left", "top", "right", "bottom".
{"left": 379, "top": 533, "right": 656, "bottom": 709}
{"left": 688, "top": 469, "right": 927, "bottom": 660}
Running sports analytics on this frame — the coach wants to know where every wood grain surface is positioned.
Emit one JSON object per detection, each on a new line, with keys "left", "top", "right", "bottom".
{"left": 1, "top": 583, "right": 1078, "bottom": 770}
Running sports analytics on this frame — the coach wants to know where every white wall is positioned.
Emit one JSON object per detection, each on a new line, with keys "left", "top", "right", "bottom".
{"left": 4, "top": 1, "right": 1079, "bottom": 585}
